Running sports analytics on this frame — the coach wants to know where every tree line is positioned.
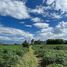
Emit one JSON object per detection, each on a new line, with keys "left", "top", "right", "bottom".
{"left": 21, "top": 39, "right": 67, "bottom": 47}
{"left": 1, "top": 39, "right": 67, "bottom": 47}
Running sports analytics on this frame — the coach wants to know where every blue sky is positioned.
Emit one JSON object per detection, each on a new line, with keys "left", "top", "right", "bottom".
{"left": 0, "top": 0, "right": 67, "bottom": 44}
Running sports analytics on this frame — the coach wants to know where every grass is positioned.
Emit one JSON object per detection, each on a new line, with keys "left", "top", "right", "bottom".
{"left": 33, "top": 44, "right": 67, "bottom": 49}
{"left": 0, "top": 45, "right": 38, "bottom": 67}
{"left": 32, "top": 44, "right": 67, "bottom": 67}
{"left": 0, "top": 45, "right": 22, "bottom": 50}
{"left": 0, "top": 44, "right": 67, "bottom": 67}
{"left": 16, "top": 46, "right": 38, "bottom": 67}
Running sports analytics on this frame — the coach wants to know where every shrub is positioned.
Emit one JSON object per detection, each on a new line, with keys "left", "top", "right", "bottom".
{"left": 43, "top": 50, "right": 56, "bottom": 64}
{"left": 0, "top": 47, "right": 28, "bottom": 67}
{"left": 46, "top": 64, "right": 63, "bottom": 67}
{"left": 22, "top": 40, "right": 30, "bottom": 48}
{"left": 54, "top": 46, "right": 64, "bottom": 50}
{"left": 43, "top": 50, "right": 67, "bottom": 66}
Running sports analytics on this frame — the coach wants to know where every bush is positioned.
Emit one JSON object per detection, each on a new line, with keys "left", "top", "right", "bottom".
{"left": 54, "top": 46, "right": 64, "bottom": 50}
{"left": 0, "top": 49, "right": 19, "bottom": 67}
{"left": 22, "top": 41, "right": 30, "bottom": 48}
{"left": 46, "top": 64, "right": 63, "bottom": 67}
{"left": 43, "top": 50, "right": 56, "bottom": 64}
{"left": 43, "top": 50, "right": 67, "bottom": 65}
{"left": 0, "top": 47, "right": 28, "bottom": 67}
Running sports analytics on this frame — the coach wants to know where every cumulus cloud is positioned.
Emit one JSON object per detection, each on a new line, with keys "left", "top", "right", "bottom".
{"left": 0, "top": 21, "right": 67, "bottom": 43}
{"left": 34, "top": 28, "right": 53, "bottom": 41}
{"left": 30, "top": 5, "right": 62, "bottom": 19}
{"left": 33, "top": 21, "right": 67, "bottom": 40}
{"left": 30, "top": 6, "right": 44, "bottom": 14}
{"left": 50, "top": 13, "right": 62, "bottom": 19}
{"left": 29, "top": 0, "right": 67, "bottom": 20}
{"left": 1, "top": 0, "right": 67, "bottom": 43}
{"left": 19, "top": 22, "right": 25, "bottom": 24}
{"left": 46, "top": 0, "right": 67, "bottom": 12}
{"left": 25, "top": 25, "right": 32, "bottom": 27}
{"left": 55, "top": 21, "right": 67, "bottom": 34}
{"left": 0, "top": 0, "right": 30, "bottom": 19}
{"left": 32, "top": 17, "right": 43, "bottom": 22}
{"left": 0, "top": 25, "right": 33, "bottom": 43}
{"left": 33, "top": 23, "right": 49, "bottom": 29}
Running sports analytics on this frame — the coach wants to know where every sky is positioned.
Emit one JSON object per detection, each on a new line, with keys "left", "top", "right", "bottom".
{"left": 0, "top": 0, "right": 67, "bottom": 44}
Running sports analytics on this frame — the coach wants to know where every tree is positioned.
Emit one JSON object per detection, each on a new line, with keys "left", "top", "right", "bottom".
{"left": 22, "top": 40, "right": 29, "bottom": 48}
{"left": 31, "top": 39, "right": 34, "bottom": 45}
{"left": 34, "top": 40, "right": 42, "bottom": 45}
{"left": 64, "top": 40, "right": 67, "bottom": 44}
{"left": 46, "top": 39, "right": 64, "bottom": 44}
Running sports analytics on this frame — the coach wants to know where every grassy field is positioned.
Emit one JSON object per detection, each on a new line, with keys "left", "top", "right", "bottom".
{"left": 0, "top": 44, "right": 67, "bottom": 67}
{"left": 0, "top": 45, "right": 22, "bottom": 50}
{"left": 0, "top": 45, "right": 38, "bottom": 67}
{"left": 32, "top": 44, "right": 67, "bottom": 67}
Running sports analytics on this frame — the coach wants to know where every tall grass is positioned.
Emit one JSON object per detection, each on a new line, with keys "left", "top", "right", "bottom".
{"left": 16, "top": 46, "right": 38, "bottom": 67}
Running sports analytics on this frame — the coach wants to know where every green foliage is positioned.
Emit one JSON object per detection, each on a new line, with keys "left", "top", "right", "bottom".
{"left": 43, "top": 50, "right": 56, "bottom": 64}
{"left": 0, "top": 45, "right": 38, "bottom": 67}
{"left": 32, "top": 45, "right": 67, "bottom": 67}
{"left": 46, "top": 64, "right": 63, "bottom": 67}
{"left": 22, "top": 40, "right": 30, "bottom": 48}
{"left": 0, "top": 44, "right": 67, "bottom": 67}
{"left": 0, "top": 49, "right": 18, "bottom": 67}
{"left": 43, "top": 50, "right": 67, "bottom": 64}
{"left": 46, "top": 39, "right": 64, "bottom": 44}
{"left": 16, "top": 47, "right": 38, "bottom": 67}
{"left": 0, "top": 45, "right": 28, "bottom": 67}
{"left": 54, "top": 46, "right": 64, "bottom": 50}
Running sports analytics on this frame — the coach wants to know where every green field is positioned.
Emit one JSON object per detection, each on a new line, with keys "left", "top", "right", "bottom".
{"left": 0, "top": 45, "right": 37, "bottom": 67}
{"left": 0, "top": 44, "right": 67, "bottom": 67}
{"left": 32, "top": 44, "right": 67, "bottom": 67}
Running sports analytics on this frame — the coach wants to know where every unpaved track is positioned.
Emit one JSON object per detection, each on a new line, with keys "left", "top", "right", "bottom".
{"left": 37, "top": 57, "right": 46, "bottom": 67}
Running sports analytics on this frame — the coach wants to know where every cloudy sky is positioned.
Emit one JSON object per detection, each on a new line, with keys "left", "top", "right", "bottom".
{"left": 0, "top": 0, "right": 67, "bottom": 44}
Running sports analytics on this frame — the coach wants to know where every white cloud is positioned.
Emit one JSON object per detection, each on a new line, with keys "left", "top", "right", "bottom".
{"left": 0, "top": 0, "right": 30, "bottom": 19}
{"left": 33, "top": 21, "right": 67, "bottom": 40}
{"left": 55, "top": 21, "right": 67, "bottom": 34}
{"left": 1, "top": 21, "right": 67, "bottom": 43}
{"left": 0, "top": 26, "right": 33, "bottom": 43}
{"left": 39, "top": 27, "right": 53, "bottom": 33}
{"left": 25, "top": 25, "right": 32, "bottom": 27}
{"left": 19, "top": 22, "right": 25, "bottom": 24}
{"left": 47, "top": 0, "right": 67, "bottom": 12}
{"left": 50, "top": 13, "right": 61, "bottom": 19}
{"left": 30, "top": 6, "right": 44, "bottom": 14}
{"left": 33, "top": 26, "right": 53, "bottom": 41}
{"left": 46, "top": 0, "right": 55, "bottom": 5}
{"left": 30, "top": 0, "right": 67, "bottom": 19}
{"left": 30, "top": 5, "right": 62, "bottom": 19}
{"left": 32, "top": 17, "right": 43, "bottom": 22}
{"left": 34, "top": 30, "right": 53, "bottom": 41}
{"left": 52, "top": 21, "right": 67, "bottom": 39}
{"left": 33, "top": 23, "right": 49, "bottom": 29}
{"left": 0, "top": 36, "right": 11, "bottom": 41}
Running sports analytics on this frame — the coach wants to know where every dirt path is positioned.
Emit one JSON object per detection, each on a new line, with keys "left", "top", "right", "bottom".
{"left": 37, "top": 57, "right": 46, "bottom": 67}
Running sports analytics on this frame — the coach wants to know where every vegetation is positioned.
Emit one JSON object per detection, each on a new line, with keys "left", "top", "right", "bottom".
{"left": 0, "top": 45, "right": 38, "bottom": 67}
{"left": 31, "top": 39, "right": 67, "bottom": 45}
{"left": 32, "top": 44, "right": 67, "bottom": 67}
{"left": 17, "top": 46, "right": 38, "bottom": 67}
{"left": 46, "top": 64, "right": 63, "bottom": 67}
{"left": 0, "top": 39, "right": 67, "bottom": 67}
{"left": 46, "top": 39, "right": 64, "bottom": 44}
{"left": 22, "top": 40, "right": 30, "bottom": 48}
